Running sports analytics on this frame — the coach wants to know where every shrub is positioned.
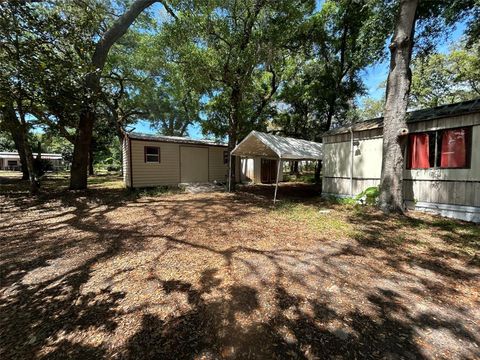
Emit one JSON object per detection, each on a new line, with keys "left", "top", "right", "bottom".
{"left": 354, "top": 186, "right": 380, "bottom": 205}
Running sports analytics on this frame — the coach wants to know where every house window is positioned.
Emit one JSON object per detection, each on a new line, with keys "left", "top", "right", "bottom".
{"left": 407, "top": 133, "right": 431, "bottom": 169}
{"left": 224, "top": 151, "right": 229, "bottom": 164}
{"left": 407, "top": 127, "right": 471, "bottom": 169}
{"left": 144, "top": 146, "right": 160, "bottom": 163}
{"left": 438, "top": 128, "right": 469, "bottom": 168}
{"left": 7, "top": 160, "right": 18, "bottom": 166}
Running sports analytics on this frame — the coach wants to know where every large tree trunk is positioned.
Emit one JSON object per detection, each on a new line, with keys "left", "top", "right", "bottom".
{"left": 1, "top": 101, "right": 34, "bottom": 183}
{"left": 68, "top": 0, "right": 160, "bottom": 190}
{"left": 228, "top": 85, "right": 242, "bottom": 191}
{"left": 9, "top": 126, "right": 29, "bottom": 180}
{"left": 19, "top": 127, "right": 38, "bottom": 195}
{"left": 379, "top": 0, "right": 418, "bottom": 213}
{"left": 16, "top": 102, "right": 39, "bottom": 194}
{"left": 70, "top": 107, "right": 95, "bottom": 189}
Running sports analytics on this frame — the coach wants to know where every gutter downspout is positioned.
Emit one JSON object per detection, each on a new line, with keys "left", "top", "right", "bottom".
{"left": 349, "top": 127, "right": 354, "bottom": 196}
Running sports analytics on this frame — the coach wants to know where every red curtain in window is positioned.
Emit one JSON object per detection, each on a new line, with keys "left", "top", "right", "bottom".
{"left": 408, "top": 133, "right": 430, "bottom": 169}
{"left": 440, "top": 129, "right": 466, "bottom": 168}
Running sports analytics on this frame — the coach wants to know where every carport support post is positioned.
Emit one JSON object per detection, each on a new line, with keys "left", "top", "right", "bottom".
{"left": 228, "top": 153, "right": 233, "bottom": 192}
{"left": 273, "top": 158, "right": 282, "bottom": 204}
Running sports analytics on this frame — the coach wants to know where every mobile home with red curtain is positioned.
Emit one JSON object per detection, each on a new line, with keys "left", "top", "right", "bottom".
{"left": 322, "top": 99, "right": 480, "bottom": 223}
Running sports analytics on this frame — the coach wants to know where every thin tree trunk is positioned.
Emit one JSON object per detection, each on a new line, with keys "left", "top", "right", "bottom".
{"left": 314, "top": 160, "right": 321, "bottom": 184}
{"left": 290, "top": 161, "right": 299, "bottom": 175}
{"left": 379, "top": 0, "right": 418, "bottom": 213}
{"left": 324, "top": 101, "right": 335, "bottom": 132}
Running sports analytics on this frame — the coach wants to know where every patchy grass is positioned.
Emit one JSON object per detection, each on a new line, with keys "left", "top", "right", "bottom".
{"left": 0, "top": 176, "right": 479, "bottom": 359}
{"left": 274, "top": 200, "right": 354, "bottom": 236}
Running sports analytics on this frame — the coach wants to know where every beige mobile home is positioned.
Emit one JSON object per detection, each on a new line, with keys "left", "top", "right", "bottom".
{"left": 322, "top": 99, "right": 480, "bottom": 223}
{"left": 122, "top": 133, "right": 229, "bottom": 188}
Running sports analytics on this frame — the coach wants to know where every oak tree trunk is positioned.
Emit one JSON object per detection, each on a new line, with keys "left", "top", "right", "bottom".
{"left": 379, "top": 0, "right": 418, "bottom": 213}
{"left": 70, "top": 107, "right": 95, "bottom": 189}
{"left": 17, "top": 105, "right": 39, "bottom": 194}
{"left": 20, "top": 130, "right": 38, "bottom": 195}
{"left": 228, "top": 85, "right": 242, "bottom": 190}
{"left": 1, "top": 101, "right": 37, "bottom": 190}
{"left": 68, "top": 0, "right": 159, "bottom": 190}
{"left": 6, "top": 115, "right": 29, "bottom": 179}
{"left": 15, "top": 133, "right": 29, "bottom": 180}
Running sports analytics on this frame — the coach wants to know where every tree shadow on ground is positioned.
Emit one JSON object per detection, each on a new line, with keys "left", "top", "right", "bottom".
{"left": 121, "top": 276, "right": 436, "bottom": 360}
{"left": 0, "top": 180, "right": 479, "bottom": 359}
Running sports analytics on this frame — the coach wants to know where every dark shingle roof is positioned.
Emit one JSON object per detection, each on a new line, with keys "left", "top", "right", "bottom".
{"left": 324, "top": 98, "right": 480, "bottom": 136}
{"left": 126, "top": 132, "right": 227, "bottom": 147}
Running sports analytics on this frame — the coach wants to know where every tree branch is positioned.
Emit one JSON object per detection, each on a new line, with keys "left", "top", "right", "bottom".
{"left": 92, "top": 0, "right": 177, "bottom": 70}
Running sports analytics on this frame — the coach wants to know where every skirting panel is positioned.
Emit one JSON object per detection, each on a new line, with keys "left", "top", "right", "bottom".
{"left": 405, "top": 201, "right": 480, "bottom": 223}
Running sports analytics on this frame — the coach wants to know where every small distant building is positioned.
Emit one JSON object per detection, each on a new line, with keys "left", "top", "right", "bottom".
{"left": 322, "top": 99, "right": 480, "bottom": 223}
{"left": 0, "top": 151, "right": 64, "bottom": 171}
{"left": 122, "top": 133, "right": 230, "bottom": 188}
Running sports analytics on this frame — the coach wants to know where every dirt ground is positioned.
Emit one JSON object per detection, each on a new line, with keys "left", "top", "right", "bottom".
{"left": 0, "top": 174, "right": 479, "bottom": 359}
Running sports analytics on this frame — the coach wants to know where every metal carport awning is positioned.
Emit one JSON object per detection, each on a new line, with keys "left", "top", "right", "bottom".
{"left": 228, "top": 131, "right": 323, "bottom": 203}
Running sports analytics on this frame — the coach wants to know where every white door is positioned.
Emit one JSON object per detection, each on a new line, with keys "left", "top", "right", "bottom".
{"left": 180, "top": 146, "right": 209, "bottom": 183}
